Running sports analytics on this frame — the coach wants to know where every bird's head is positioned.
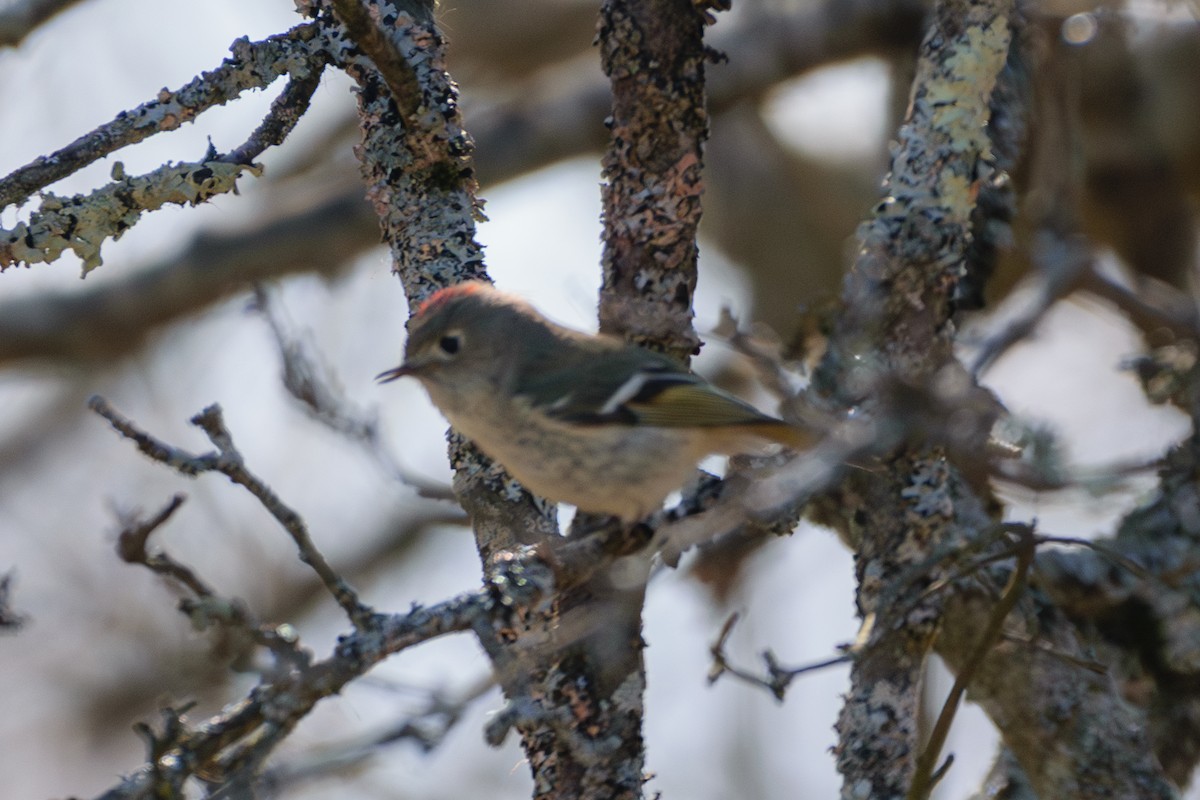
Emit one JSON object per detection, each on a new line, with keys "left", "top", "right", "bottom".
{"left": 376, "top": 281, "right": 535, "bottom": 395}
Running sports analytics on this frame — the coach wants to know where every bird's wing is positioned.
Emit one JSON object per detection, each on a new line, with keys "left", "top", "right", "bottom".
{"left": 622, "top": 379, "right": 781, "bottom": 428}
{"left": 521, "top": 348, "right": 779, "bottom": 428}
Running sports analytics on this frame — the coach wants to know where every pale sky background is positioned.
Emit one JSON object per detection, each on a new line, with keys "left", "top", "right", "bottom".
{"left": 0, "top": 2, "right": 1193, "bottom": 799}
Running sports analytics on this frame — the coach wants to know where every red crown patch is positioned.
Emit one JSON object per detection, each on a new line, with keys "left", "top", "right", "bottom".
{"left": 413, "top": 281, "right": 490, "bottom": 320}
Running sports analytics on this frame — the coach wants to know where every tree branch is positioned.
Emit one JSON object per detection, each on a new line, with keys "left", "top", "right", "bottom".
{"left": 0, "top": 22, "right": 328, "bottom": 210}
{"left": 808, "top": 0, "right": 1016, "bottom": 796}
{"left": 88, "top": 396, "right": 373, "bottom": 627}
{"left": 0, "top": 186, "right": 374, "bottom": 366}
{"left": 90, "top": 581, "right": 498, "bottom": 800}
{"left": 2, "top": 157, "right": 261, "bottom": 275}
{"left": 1, "top": 53, "right": 326, "bottom": 275}
{"left": 86, "top": 391, "right": 671, "bottom": 799}
{"left": 596, "top": 0, "right": 715, "bottom": 359}
{"left": 0, "top": 0, "right": 928, "bottom": 366}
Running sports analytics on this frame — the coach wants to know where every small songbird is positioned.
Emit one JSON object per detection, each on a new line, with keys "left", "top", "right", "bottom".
{"left": 377, "top": 281, "right": 811, "bottom": 521}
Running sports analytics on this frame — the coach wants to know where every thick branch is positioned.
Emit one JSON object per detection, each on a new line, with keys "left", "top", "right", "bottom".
{"left": 330, "top": 0, "right": 487, "bottom": 299}
{"left": 1022, "top": 416, "right": 1200, "bottom": 791}
{"left": 597, "top": 0, "right": 713, "bottom": 359}
{"left": 938, "top": 572, "right": 1177, "bottom": 799}
{"left": 810, "top": 0, "right": 1015, "bottom": 797}
{"left": 319, "top": 5, "right": 582, "bottom": 799}
{"left": 517, "top": 3, "right": 731, "bottom": 799}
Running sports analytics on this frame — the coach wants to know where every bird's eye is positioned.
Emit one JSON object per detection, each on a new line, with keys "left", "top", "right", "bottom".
{"left": 438, "top": 334, "right": 461, "bottom": 356}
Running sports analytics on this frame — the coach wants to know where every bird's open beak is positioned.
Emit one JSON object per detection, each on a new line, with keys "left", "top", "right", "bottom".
{"left": 375, "top": 363, "right": 414, "bottom": 384}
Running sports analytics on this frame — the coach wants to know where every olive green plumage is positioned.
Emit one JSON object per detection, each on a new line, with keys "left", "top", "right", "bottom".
{"left": 379, "top": 281, "right": 810, "bottom": 520}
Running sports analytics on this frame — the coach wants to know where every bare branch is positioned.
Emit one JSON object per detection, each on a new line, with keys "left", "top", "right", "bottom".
{"left": 3, "top": 158, "right": 262, "bottom": 275}
{"left": 115, "top": 493, "right": 205, "bottom": 594}
{"left": 254, "top": 675, "right": 494, "bottom": 797}
{"left": 811, "top": 0, "right": 1017, "bottom": 795}
{"left": 87, "top": 496, "right": 665, "bottom": 799}
{"left": 327, "top": 0, "right": 488, "bottom": 301}
{"left": 1, "top": 53, "right": 326, "bottom": 275}
{"left": 968, "top": 237, "right": 1093, "bottom": 376}
{"left": 253, "top": 285, "right": 455, "bottom": 499}
{"left": 967, "top": 19, "right": 1092, "bottom": 374}
{"left": 938, "top": 557, "right": 1177, "bottom": 798}
{"left": 113, "top": 494, "right": 313, "bottom": 670}
{"left": 90, "top": 580, "right": 504, "bottom": 800}
{"left": 908, "top": 527, "right": 1034, "bottom": 800}
{"left": 0, "top": 22, "right": 327, "bottom": 210}
{"left": 0, "top": 187, "right": 374, "bottom": 366}
{"left": 218, "top": 70, "right": 325, "bottom": 167}
{"left": 596, "top": 0, "right": 712, "bottom": 358}
{"left": 185, "top": 402, "right": 371, "bottom": 626}
{"left": 1083, "top": 266, "right": 1200, "bottom": 344}
{"left": 88, "top": 396, "right": 373, "bottom": 627}
{"left": 707, "top": 613, "right": 852, "bottom": 699}
{"left": 87, "top": 395, "right": 220, "bottom": 474}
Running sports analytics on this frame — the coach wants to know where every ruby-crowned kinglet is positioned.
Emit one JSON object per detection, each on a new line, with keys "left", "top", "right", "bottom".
{"left": 377, "top": 281, "right": 812, "bottom": 520}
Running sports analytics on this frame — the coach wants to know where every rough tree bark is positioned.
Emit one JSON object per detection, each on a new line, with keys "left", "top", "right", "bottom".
{"left": 2, "top": 0, "right": 1199, "bottom": 798}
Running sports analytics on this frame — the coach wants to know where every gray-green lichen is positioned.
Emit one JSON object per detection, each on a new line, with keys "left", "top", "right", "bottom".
{"left": 2, "top": 159, "right": 259, "bottom": 276}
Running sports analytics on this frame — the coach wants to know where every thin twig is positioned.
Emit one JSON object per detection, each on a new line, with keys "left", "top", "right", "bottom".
{"left": 1081, "top": 266, "right": 1200, "bottom": 342}
{"left": 1001, "top": 633, "right": 1108, "bottom": 674}
{"left": 1035, "top": 535, "right": 1155, "bottom": 582}
{"left": 192, "top": 403, "right": 375, "bottom": 627}
{"left": 968, "top": 244, "right": 1093, "bottom": 376}
{"left": 88, "top": 395, "right": 220, "bottom": 474}
{"left": 253, "top": 285, "right": 455, "bottom": 500}
{"left": 113, "top": 493, "right": 313, "bottom": 669}
{"left": 251, "top": 675, "right": 495, "bottom": 797}
{"left": 707, "top": 612, "right": 853, "bottom": 699}
{"left": 907, "top": 526, "right": 1035, "bottom": 800}
{"left": 89, "top": 395, "right": 374, "bottom": 627}
{"left": 993, "top": 450, "right": 1164, "bottom": 493}
{"left": 115, "top": 493, "right": 208, "bottom": 596}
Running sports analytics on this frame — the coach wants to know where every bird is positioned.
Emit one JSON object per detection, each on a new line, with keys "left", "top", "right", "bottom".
{"left": 377, "top": 281, "right": 812, "bottom": 521}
